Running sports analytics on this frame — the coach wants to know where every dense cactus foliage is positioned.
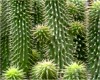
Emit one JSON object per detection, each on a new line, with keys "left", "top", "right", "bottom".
{"left": 33, "top": 25, "right": 52, "bottom": 54}
{"left": 69, "top": 22, "right": 87, "bottom": 62}
{"left": 32, "top": 60, "right": 57, "bottom": 80}
{"left": 88, "top": 1, "right": 100, "bottom": 80}
{"left": 10, "top": 0, "right": 32, "bottom": 71}
{"left": 66, "top": 0, "right": 86, "bottom": 22}
{"left": 32, "top": 0, "right": 45, "bottom": 27}
{"left": 0, "top": 0, "right": 10, "bottom": 72}
{"left": 45, "top": 0, "right": 74, "bottom": 69}
{"left": 3, "top": 67, "right": 24, "bottom": 80}
{"left": 64, "top": 62, "right": 87, "bottom": 80}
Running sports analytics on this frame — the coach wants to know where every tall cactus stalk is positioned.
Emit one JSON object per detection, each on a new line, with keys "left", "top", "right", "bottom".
{"left": 45, "top": 0, "right": 74, "bottom": 69}
{"left": 88, "top": 1, "right": 100, "bottom": 80}
{"left": 10, "top": 0, "right": 32, "bottom": 72}
{"left": 0, "top": 0, "right": 10, "bottom": 73}
{"left": 32, "top": 0, "right": 45, "bottom": 27}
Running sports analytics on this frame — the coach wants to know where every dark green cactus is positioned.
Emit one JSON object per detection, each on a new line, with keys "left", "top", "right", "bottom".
{"left": 88, "top": 1, "right": 100, "bottom": 80}
{"left": 32, "top": 0, "right": 45, "bottom": 27}
{"left": 63, "top": 62, "right": 87, "bottom": 80}
{"left": 45, "top": 0, "right": 74, "bottom": 69}
{"left": 66, "top": 0, "right": 86, "bottom": 22}
{"left": 10, "top": 0, "right": 32, "bottom": 71}
{"left": 69, "top": 21, "right": 87, "bottom": 63}
{"left": 32, "top": 60, "right": 57, "bottom": 80}
{"left": 0, "top": 0, "right": 10, "bottom": 72}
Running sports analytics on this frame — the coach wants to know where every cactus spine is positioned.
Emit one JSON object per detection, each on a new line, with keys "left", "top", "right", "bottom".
{"left": 45, "top": 0, "right": 73, "bottom": 69}
{"left": 10, "top": 0, "right": 32, "bottom": 71}
{"left": 88, "top": 1, "right": 100, "bottom": 80}
{"left": 0, "top": 0, "right": 10, "bottom": 72}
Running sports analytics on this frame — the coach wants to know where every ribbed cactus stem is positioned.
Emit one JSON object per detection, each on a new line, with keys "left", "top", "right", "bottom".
{"left": 0, "top": 0, "right": 10, "bottom": 72}
{"left": 88, "top": 1, "right": 100, "bottom": 80}
{"left": 10, "top": 0, "right": 32, "bottom": 71}
{"left": 45, "top": 0, "right": 74, "bottom": 69}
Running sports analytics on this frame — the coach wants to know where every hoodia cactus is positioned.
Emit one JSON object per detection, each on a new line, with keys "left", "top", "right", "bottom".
{"left": 45, "top": 0, "right": 74, "bottom": 69}
{"left": 88, "top": 1, "right": 100, "bottom": 80}
{"left": 10, "top": 0, "right": 32, "bottom": 71}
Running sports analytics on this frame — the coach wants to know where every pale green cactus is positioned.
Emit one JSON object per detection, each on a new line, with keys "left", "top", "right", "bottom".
{"left": 4, "top": 67, "right": 24, "bottom": 80}
{"left": 32, "top": 60, "right": 57, "bottom": 80}
{"left": 64, "top": 62, "right": 87, "bottom": 80}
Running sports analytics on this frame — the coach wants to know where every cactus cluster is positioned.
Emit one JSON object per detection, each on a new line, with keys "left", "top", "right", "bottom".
{"left": 88, "top": 1, "right": 100, "bottom": 80}
{"left": 32, "top": 60, "right": 57, "bottom": 80}
{"left": 64, "top": 62, "right": 87, "bottom": 80}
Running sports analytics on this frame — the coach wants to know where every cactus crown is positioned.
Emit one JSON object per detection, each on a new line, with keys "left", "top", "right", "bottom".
{"left": 4, "top": 67, "right": 24, "bottom": 80}
{"left": 64, "top": 62, "right": 87, "bottom": 80}
{"left": 69, "top": 21, "right": 84, "bottom": 35}
{"left": 32, "top": 60, "right": 57, "bottom": 79}
{"left": 33, "top": 25, "right": 52, "bottom": 44}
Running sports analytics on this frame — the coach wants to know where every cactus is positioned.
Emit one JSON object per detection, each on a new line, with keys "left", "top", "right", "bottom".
{"left": 32, "top": 60, "right": 57, "bottom": 80}
{"left": 63, "top": 62, "right": 87, "bottom": 80}
{"left": 0, "top": 0, "right": 10, "bottom": 72}
{"left": 88, "top": 1, "right": 100, "bottom": 80}
{"left": 45, "top": 0, "right": 74, "bottom": 69}
{"left": 66, "top": 0, "right": 86, "bottom": 22}
{"left": 32, "top": 0, "right": 45, "bottom": 27}
{"left": 3, "top": 67, "right": 24, "bottom": 80}
{"left": 69, "top": 21, "right": 87, "bottom": 62}
{"left": 10, "top": 0, "right": 32, "bottom": 71}
{"left": 33, "top": 25, "right": 52, "bottom": 54}
{"left": 29, "top": 49, "right": 40, "bottom": 64}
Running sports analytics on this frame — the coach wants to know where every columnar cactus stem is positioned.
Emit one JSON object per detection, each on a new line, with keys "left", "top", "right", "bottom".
{"left": 88, "top": 1, "right": 100, "bottom": 80}
{"left": 45, "top": 0, "right": 74, "bottom": 69}
{"left": 10, "top": 0, "right": 32, "bottom": 71}
{"left": 0, "top": 0, "right": 10, "bottom": 73}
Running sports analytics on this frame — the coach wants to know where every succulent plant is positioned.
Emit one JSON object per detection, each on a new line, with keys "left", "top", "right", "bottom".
{"left": 45, "top": 0, "right": 74, "bottom": 69}
{"left": 0, "top": 0, "right": 10, "bottom": 72}
{"left": 29, "top": 49, "right": 40, "bottom": 64}
{"left": 66, "top": 0, "right": 86, "bottom": 22}
{"left": 4, "top": 67, "right": 24, "bottom": 80}
{"left": 10, "top": 0, "right": 32, "bottom": 72}
{"left": 33, "top": 25, "right": 52, "bottom": 45}
{"left": 63, "top": 62, "right": 87, "bottom": 80}
{"left": 69, "top": 21, "right": 87, "bottom": 63}
{"left": 88, "top": 1, "right": 100, "bottom": 80}
{"left": 33, "top": 25, "right": 52, "bottom": 55}
{"left": 32, "top": 60, "right": 57, "bottom": 80}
